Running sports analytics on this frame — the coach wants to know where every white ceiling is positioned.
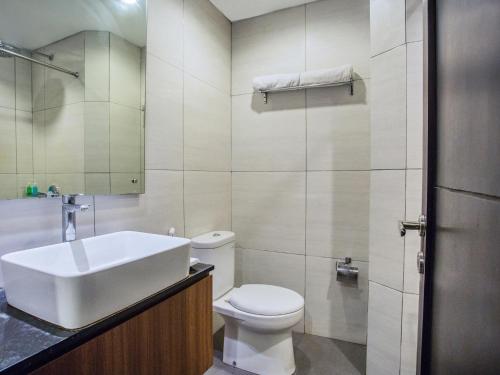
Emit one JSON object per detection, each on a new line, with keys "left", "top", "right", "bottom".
{"left": 209, "top": 0, "right": 318, "bottom": 21}
{"left": 0, "top": 0, "right": 146, "bottom": 50}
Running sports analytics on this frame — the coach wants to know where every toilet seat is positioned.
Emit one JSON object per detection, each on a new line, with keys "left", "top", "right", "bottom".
{"left": 214, "top": 285, "right": 304, "bottom": 332}
{"left": 228, "top": 284, "right": 304, "bottom": 316}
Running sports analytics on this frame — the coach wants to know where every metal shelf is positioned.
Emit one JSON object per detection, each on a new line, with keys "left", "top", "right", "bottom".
{"left": 259, "top": 79, "right": 353, "bottom": 104}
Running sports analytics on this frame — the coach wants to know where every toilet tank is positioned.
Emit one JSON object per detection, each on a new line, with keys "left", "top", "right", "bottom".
{"left": 191, "top": 231, "right": 235, "bottom": 300}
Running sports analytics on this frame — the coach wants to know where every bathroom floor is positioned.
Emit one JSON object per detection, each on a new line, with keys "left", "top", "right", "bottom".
{"left": 206, "top": 331, "right": 366, "bottom": 375}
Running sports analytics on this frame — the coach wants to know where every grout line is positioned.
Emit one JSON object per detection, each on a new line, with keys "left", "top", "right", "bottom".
{"left": 182, "top": 0, "right": 187, "bottom": 238}
{"left": 369, "top": 280, "right": 405, "bottom": 295}
{"left": 108, "top": 31, "right": 112, "bottom": 198}
{"left": 231, "top": 169, "right": 423, "bottom": 173}
{"left": 303, "top": 3, "right": 308, "bottom": 334}
{"left": 235, "top": 246, "right": 370, "bottom": 264}
{"left": 399, "top": 13, "right": 411, "bottom": 371}
{"left": 93, "top": 195, "right": 96, "bottom": 236}
{"left": 233, "top": 169, "right": 372, "bottom": 173}
{"left": 13, "top": 57, "right": 21, "bottom": 199}
{"left": 370, "top": 42, "right": 406, "bottom": 59}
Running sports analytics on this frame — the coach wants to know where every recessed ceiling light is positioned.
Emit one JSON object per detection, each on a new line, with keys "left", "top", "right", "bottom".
{"left": 121, "top": 0, "right": 137, "bottom": 5}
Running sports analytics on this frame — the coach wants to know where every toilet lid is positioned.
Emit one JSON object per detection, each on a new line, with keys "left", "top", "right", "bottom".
{"left": 228, "top": 284, "right": 304, "bottom": 316}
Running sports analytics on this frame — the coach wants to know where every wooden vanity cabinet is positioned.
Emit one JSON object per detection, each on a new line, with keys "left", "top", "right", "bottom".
{"left": 31, "top": 276, "right": 213, "bottom": 375}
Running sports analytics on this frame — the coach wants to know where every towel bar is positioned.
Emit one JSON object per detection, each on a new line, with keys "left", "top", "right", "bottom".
{"left": 259, "top": 79, "right": 353, "bottom": 104}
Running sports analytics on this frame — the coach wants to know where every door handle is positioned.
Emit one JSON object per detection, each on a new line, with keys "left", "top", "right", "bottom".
{"left": 399, "top": 214, "right": 426, "bottom": 237}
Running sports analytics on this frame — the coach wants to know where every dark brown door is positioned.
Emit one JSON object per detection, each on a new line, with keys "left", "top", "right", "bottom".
{"left": 418, "top": 0, "right": 500, "bottom": 374}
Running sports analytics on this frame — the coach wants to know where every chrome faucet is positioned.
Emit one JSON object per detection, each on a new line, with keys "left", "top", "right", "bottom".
{"left": 62, "top": 195, "right": 90, "bottom": 242}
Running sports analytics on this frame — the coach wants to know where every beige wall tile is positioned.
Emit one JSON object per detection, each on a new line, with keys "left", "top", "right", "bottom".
{"left": 404, "top": 169, "right": 423, "bottom": 294}
{"left": 184, "top": 74, "right": 231, "bottom": 171}
{"left": 307, "top": 80, "right": 370, "bottom": 170}
{"left": 147, "top": 0, "right": 183, "bottom": 69}
{"left": 44, "top": 103, "right": 85, "bottom": 174}
{"left": 85, "top": 173, "right": 110, "bottom": 195}
{"left": 145, "top": 54, "right": 184, "bottom": 170}
{"left": 0, "top": 174, "right": 17, "bottom": 200}
{"left": 184, "top": 0, "right": 231, "bottom": 94}
{"left": 15, "top": 58, "right": 32, "bottom": 111}
{"left": 32, "top": 62, "right": 45, "bottom": 112}
{"left": 232, "top": 6, "right": 306, "bottom": 95}
{"left": 110, "top": 103, "right": 141, "bottom": 173}
{"left": 184, "top": 171, "right": 231, "bottom": 238}
{"left": 400, "top": 293, "right": 419, "bottom": 375}
{"left": 232, "top": 172, "right": 305, "bottom": 254}
{"left": 0, "top": 57, "right": 15, "bottom": 109}
{"left": 369, "top": 170, "right": 405, "bottom": 291}
{"left": 370, "top": 0, "right": 406, "bottom": 56}
{"left": 84, "top": 102, "right": 110, "bottom": 173}
{"left": 305, "top": 256, "right": 368, "bottom": 344}
{"left": 95, "top": 170, "right": 184, "bottom": 236}
{"left": 236, "top": 247, "right": 305, "bottom": 295}
{"left": 366, "top": 282, "right": 402, "bottom": 375}
{"left": 371, "top": 45, "right": 407, "bottom": 169}
{"left": 44, "top": 33, "right": 85, "bottom": 109}
{"left": 16, "top": 110, "right": 33, "bottom": 174}
{"left": 406, "top": 0, "right": 423, "bottom": 43}
{"left": 306, "top": 0, "right": 370, "bottom": 78}
{"left": 110, "top": 33, "right": 141, "bottom": 109}
{"left": 407, "top": 42, "right": 424, "bottom": 169}
{"left": 32, "top": 111, "right": 46, "bottom": 174}
{"left": 0, "top": 108, "right": 17, "bottom": 173}
{"left": 85, "top": 31, "right": 110, "bottom": 102}
{"left": 232, "top": 91, "right": 306, "bottom": 171}
{"left": 307, "top": 171, "right": 370, "bottom": 260}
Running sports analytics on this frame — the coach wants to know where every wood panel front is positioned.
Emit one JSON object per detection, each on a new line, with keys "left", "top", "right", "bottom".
{"left": 31, "top": 276, "right": 213, "bottom": 375}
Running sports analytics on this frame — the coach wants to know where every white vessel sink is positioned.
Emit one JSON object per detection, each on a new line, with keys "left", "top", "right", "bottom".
{"left": 0, "top": 231, "right": 191, "bottom": 329}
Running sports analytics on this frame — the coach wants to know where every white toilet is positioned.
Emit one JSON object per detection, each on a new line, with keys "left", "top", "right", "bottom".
{"left": 191, "top": 231, "right": 304, "bottom": 375}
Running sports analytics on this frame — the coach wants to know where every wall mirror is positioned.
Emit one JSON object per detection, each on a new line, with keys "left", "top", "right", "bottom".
{"left": 0, "top": 0, "right": 146, "bottom": 199}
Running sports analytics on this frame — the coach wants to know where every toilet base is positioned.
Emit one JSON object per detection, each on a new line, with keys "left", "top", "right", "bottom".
{"left": 222, "top": 317, "right": 296, "bottom": 375}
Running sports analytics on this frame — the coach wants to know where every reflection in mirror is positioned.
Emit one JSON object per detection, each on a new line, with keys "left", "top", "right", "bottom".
{"left": 0, "top": 0, "right": 146, "bottom": 199}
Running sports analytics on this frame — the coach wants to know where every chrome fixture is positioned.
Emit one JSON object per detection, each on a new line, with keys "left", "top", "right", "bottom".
{"left": 0, "top": 40, "right": 79, "bottom": 78}
{"left": 399, "top": 214, "right": 427, "bottom": 237}
{"left": 336, "top": 257, "right": 359, "bottom": 281}
{"left": 32, "top": 51, "right": 54, "bottom": 61}
{"left": 62, "top": 195, "right": 90, "bottom": 242}
{"left": 260, "top": 79, "right": 353, "bottom": 104}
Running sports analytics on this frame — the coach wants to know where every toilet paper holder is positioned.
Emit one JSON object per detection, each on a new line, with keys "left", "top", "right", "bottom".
{"left": 336, "top": 257, "right": 358, "bottom": 281}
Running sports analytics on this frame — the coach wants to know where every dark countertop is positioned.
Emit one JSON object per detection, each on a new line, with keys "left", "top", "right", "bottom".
{"left": 0, "top": 263, "right": 214, "bottom": 375}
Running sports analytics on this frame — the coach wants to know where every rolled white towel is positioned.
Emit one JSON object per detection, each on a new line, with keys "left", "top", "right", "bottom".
{"left": 252, "top": 72, "right": 300, "bottom": 92}
{"left": 299, "top": 65, "right": 353, "bottom": 87}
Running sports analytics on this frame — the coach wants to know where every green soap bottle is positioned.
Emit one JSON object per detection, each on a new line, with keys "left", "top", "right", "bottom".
{"left": 26, "top": 183, "right": 33, "bottom": 197}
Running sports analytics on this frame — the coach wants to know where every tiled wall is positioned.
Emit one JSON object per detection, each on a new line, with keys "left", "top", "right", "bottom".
{"left": 0, "top": 56, "right": 33, "bottom": 199}
{"left": 366, "top": 0, "right": 423, "bottom": 374}
{"left": 0, "top": 0, "right": 232, "bottom": 285}
{"left": 33, "top": 31, "right": 144, "bottom": 195}
{"left": 231, "top": 0, "right": 371, "bottom": 344}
